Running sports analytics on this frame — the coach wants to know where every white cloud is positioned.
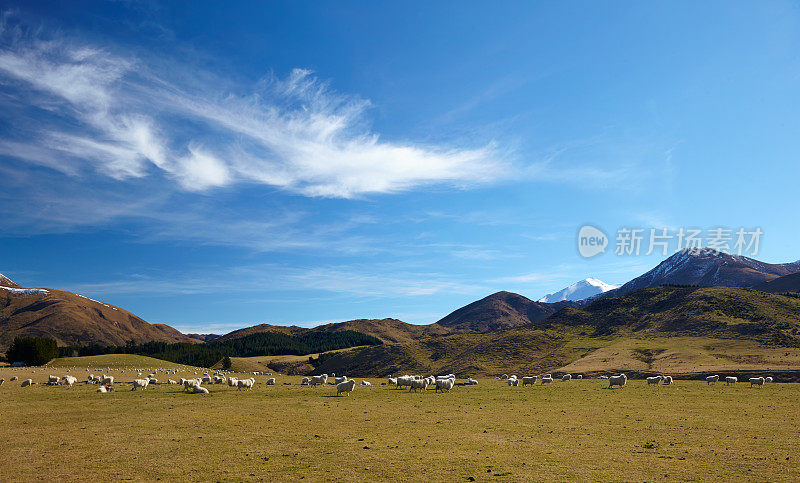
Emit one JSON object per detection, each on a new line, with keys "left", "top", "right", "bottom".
{"left": 0, "top": 16, "right": 506, "bottom": 198}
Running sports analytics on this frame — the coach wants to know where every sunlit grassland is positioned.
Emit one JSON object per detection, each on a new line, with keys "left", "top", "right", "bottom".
{"left": 1, "top": 363, "right": 798, "bottom": 481}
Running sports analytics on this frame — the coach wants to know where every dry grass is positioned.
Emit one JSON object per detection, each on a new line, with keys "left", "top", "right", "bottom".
{"left": 559, "top": 337, "right": 800, "bottom": 374}
{"left": 1, "top": 355, "right": 799, "bottom": 481}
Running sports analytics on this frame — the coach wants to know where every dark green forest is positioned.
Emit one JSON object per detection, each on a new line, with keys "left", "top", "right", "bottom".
{"left": 58, "top": 330, "right": 382, "bottom": 367}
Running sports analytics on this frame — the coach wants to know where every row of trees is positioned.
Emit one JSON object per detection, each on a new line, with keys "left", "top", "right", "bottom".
{"left": 58, "top": 330, "right": 382, "bottom": 367}
{"left": 6, "top": 337, "right": 59, "bottom": 366}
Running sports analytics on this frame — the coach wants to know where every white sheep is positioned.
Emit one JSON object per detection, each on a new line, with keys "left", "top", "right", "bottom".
{"left": 48, "top": 375, "right": 59, "bottom": 384}
{"left": 396, "top": 375, "right": 414, "bottom": 390}
{"left": 409, "top": 378, "right": 429, "bottom": 392}
{"left": 21, "top": 378, "right": 33, "bottom": 387}
{"left": 608, "top": 374, "right": 627, "bottom": 389}
{"left": 301, "top": 377, "right": 310, "bottom": 385}
{"left": 334, "top": 376, "right": 348, "bottom": 385}
{"left": 96, "top": 386, "right": 107, "bottom": 393}
{"left": 765, "top": 376, "right": 774, "bottom": 383}
{"left": 62, "top": 375, "right": 77, "bottom": 387}
{"left": 266, "top": 378, "right": 276, "bottom": 385}
{"left": 661, "top": 376, "right": 673, "bottom": 385}
{"left": 646, "top": 376, "right": 663, "bottom": 386}
{"left": 227, "top": 377, "right": 238, "bottom": 387}
{"left": 576, "top": 374, "right": 583, "bottom": 379}
{"left": 101, "top": 375, "right": 114, "bottom": 386}
{"left": 522, "top": 376, "right": 537, "bottom": 386}
{"left": 507, "top": 378, "right": 519, "bottom": 386}
{"left": 361, "top": 380, "right": 371, "bottom": 386}
{"left": 168, "top": 379, "right": 177, "bottom": 384}
{"left": 599, "top": 375, "right": 609, "bottom": 379}
{"left": 706, "top": 375, "right": 720, "bottom": 385}
{"left": 148, "top": 378, "right": 158, "bottom": 385}
{"left": 540, "top": 375, "right": 553, "bottom": 385}
{"left": 501, "top": 374, "right": 509, "bottom": 379}
{"left": 467, "top": 378, "right": 478, "bottom": 385}
{"left": 192, "top": 385, "right": 209, "bottom": 394}
{"left": 562, "top": 374, "right": 572, "bottom": 382}
{"left": 337, "top": 378, "right": 357, "bottom": 396}
{"left": 749, "top": 377, "right": 765, "bottom": 388}
{"left": 237, "top": 378, "right": 255, "bottom": 390}
{"left": 309, "top": 374, "right": 328, "bottom": 387}
{"left": 132, "top": 379, "right": 150, "bottom": 390}
{"left": 10, "top": 376, "right": 18, "bottom": 381}
{"left": 435, "top": 377, "right": 455, "bottom": 393}
{"left": 725, "top": 376, "right": 738, "bottom": 385}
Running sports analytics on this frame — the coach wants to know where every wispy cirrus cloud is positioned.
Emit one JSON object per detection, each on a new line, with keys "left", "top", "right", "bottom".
{"left": 0, "top": 13, "right": 506, "bottom": 198}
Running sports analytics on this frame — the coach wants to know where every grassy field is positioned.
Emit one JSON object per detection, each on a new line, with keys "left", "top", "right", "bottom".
{"left": 47, "top": 354, "right": 199, "bottom": 370}
{"left": 1, "top": 357, "right": 799, "bottom": 481}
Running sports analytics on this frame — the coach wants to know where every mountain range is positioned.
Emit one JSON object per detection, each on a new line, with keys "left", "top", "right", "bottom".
{"left": 3, "top": 248, "right": 800, "bottom": 367}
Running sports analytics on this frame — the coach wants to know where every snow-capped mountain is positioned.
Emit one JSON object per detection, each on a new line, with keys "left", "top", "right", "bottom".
{"left": 593, "top": 247, "right": 800, "bottom": 301}
{"left": 538, "top": 278, "right": 619, "bottom": 303}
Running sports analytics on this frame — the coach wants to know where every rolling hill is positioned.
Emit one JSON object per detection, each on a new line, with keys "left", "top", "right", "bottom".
{"left": 310, "top": 286, "right": 800, "bottom": 377}
{"left": 754, "top": 272, "right": 800, "bottom": 294}
{"left": 436, "top": 291, "right": 576, "bottom": 333}
{"left": 594, "top": 248, "right": 800, "bottom": 301}
{"left": 0, "top": 274, "right": 195, "bottom": 351}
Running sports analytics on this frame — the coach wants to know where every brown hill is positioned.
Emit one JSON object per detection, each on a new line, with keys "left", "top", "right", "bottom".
{"left": 311, "top": 286, "right": 800, "bottom": 377}
{"left": 311, "top": 318, "right": 451, "bottom": 343}
{"left": 595, "top": 248, "right": 800, "bottom": 301}
{"left": 754, "top": 272, "right": 800, "bottom": 294}
{"left": 436, "top": 291, "right": 576, "bottom": 333}
{"left": 215, "top": 323, "right": 309, "bottom": 342}
{"left": 0, "top": 283, "right": 195, "bottom": 351}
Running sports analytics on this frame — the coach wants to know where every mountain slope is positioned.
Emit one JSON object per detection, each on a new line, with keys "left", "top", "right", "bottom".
{"left": 538, "top": 278, "right": 619, "bottom": 302}
{"left": 0, "top": 282, "right": 195, "bottom": 351}
{"left": 436, "top": 291, "right": 576, "bottom": 333}
{"left": 310, "top": 318, "right": 451, "bottom": 344}
{"left": 312, "top": 286, "right": 800, "bottom": 377}
{"left": 595, "top": 248, "right": 800, "bottom": 300}
{"left": 0, "top": 273, "right": 21, "bottom": 289}
{"left": 754, "top": 272, "right": 800, "bottom": 294}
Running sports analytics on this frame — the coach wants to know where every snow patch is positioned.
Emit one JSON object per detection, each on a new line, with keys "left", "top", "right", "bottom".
{"left": 0, "top": 286, "right": 49, "bottom": 296}
{"left": 538, "top": 278, "right": 619, "bottom": 303}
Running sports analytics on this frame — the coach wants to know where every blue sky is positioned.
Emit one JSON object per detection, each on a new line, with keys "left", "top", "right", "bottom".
{"left": 1, "top": 2, "right": 799, "bottom": 333}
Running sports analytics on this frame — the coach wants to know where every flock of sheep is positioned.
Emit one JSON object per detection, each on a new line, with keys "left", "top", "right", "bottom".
{"left": 0, "top": 366, "right": 780, "bottom": 395}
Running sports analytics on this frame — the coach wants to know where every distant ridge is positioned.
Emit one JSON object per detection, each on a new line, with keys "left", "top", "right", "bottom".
{"left": 538, "top": 278, "right": 619, "bottom": 303}
{"left": 593, "top": 248, "right": 800, "bottom": 301}
{"left": 436, "top": 291, "right": 576, "bottom": 333}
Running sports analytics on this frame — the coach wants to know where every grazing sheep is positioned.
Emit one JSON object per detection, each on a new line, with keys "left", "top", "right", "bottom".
{"left": 101, "top": 376, "right": 114, "bottom": 386}
{"left": 0, "top": 378, "right": 4, "bottom": 386}
{"left": 646, "top": 376, "right": 663, "bottom": 386}
{"left": 148, "top": 378, "right": 158, "bottom": 385}
{"left": 599, "top": 375, "right": 609, "bottom": 379}
{"left": 749, "top": 377, "right": 765, "bottom": 388}
{"left": 62, "top": 375, "right": 78, "bottom": 387}
{"left": 266, "top": 378, "right": 276, "bottom": 385}
{"left": 48, "top": 375, "right": 59, "bottom": 384}
{"left": 361, "top": 380, "right": 371, "bottom": 386}
{"left": 334, "top": 376, "right": 348, "bottom": 384}
{"left": 522, "top": 376, "right": 537, "bottom": 386}
{"left": 387, "top": 377, "right": 397, "bottom": 386}
{"left": 132, "top": 379, "right": 150, "bottom": 390}
{"left": 337, "top": 378, "right": 357, "bottom": 396}
{"left": 765, "top": 376, "right": 774, "bottom": 383}
{"left": 435, "top": 377, "right": 455, "bottom": 393}
{"left": 501, "top": 374, "right": 509, "bottom": 379}
{"left": 184, "top": 378, "right": 203, "bottom": 392}
{"left": 309, "top": 374, "right": 328, "bottom": 387}
{"left": 562, "top": 374, "right": 572, "bottom": 382}
{"left": 21, "top": 378, "right": 33, "bottom": 387}
{"left": 237, "top": 378, "right": 255, "bottom": 390}
{"left": 608, "top": 374, "right": 627, "bottom": 389}
{"left": 201, "top": 376, "right": 212, "bottom": 384}
{"left": 661, "top": 376, "right": 673, "bottom": 385}
{"left": 396, "top": 376, "right": 415, "bottom": 390}
{"left": 706, "top": 375, "right": 720, "bottom": 385}
{"left": 10, "top": 376, "right": 18, "bottom": 381}
{"left": 168, "top": 379, "right": 177, "bottom": 385}
{"left": 576, "top": 374, "right": 583, "bottom": 379}
{"left": 301, "top": 377, "right": 310, "bottom": 385}
{"left": 540, "top": 375, "right": 553, "bottom": 385}
{"left": 725, "top": 376, "right": 738, "bottom": 385}
{"left": 467, "top": 378, "right": 478, "bottom": 385}
{"left": 227, "top": 377, "right": 238, "bottom": 387}
{"left": 96, "top": 386, "right": 107, "bottom": 393}
{"left": 507, "top": 378, "right": 519, "bottom": 387}
{"left": 409, "top": 378, "right": 429, "bottom": 392}
{"left": 192, "top": 386, "right": 209, "bottom": 394}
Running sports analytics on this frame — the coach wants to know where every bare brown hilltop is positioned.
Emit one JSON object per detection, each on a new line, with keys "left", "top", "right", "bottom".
{"left": 0, "top": 274, "right": 195, "bottom": 351}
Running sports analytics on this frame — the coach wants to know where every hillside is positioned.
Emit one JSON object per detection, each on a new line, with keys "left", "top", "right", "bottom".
{"left": 312, "top": 286, "right": 800, "bottom": 377}
{"left": 595, "top": 248, "right": 800, "bottom": 300}
{"left": 215, "top": 323, "right": 309, "bottom": 342}
{"left": 436, "top": 291, "right": 576, "bottom": 333}
{"left": 0, "top": 279, "right": 195, "bottom": 351}
{"left": 0, "top": 273, "right": 21, "bottom": 289}
{"left": 311, "top": 318, "right": 451, "bottom": 343}
{"left": 754, "top": 272, "right": 800, "bottom": 294}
